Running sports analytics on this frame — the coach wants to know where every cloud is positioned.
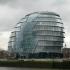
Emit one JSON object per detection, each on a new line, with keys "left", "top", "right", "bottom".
{"left": 0, "top": 0, "right": 17, "bottom": 5}
{"left": 0, "top": 5, "right": 25, "bottom": 31}
{"left": 0, "top": 0, "right": 70, "bottom": 50}
{"left": 0, "top": 31, "right": 11, "bottom": 50}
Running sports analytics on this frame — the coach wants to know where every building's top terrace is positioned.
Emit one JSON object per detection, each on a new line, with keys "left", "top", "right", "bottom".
{"left": 25, "top": 11, "right": 60, "bottom": 17}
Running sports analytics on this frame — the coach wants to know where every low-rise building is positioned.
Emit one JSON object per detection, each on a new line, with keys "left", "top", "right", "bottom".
{"left": 62, "top": 48, "right": 70, "bottom": 58}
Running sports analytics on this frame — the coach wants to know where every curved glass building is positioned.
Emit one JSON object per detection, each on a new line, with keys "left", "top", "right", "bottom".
{"left": 8, "top": 11, "right": 64, "bottom": 58}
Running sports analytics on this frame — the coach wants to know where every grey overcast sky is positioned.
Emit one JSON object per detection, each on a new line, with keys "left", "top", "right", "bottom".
{"left": 0, "top": 0, "right": 70, "bottom": 50}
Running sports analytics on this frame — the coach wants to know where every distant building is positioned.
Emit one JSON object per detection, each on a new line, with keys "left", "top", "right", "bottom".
{"left": 62, "top": 48, "right": 70, "bottom": 58}
{"left": 0, "top": 50, "right": 8, "bottom": 59}
{"left": 8, "top": 11, "right": 64, "bottom": 58}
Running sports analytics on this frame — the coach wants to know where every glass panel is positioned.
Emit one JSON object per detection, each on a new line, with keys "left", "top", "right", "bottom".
{"left": 38, "top": 14, "right": 59, "bottom": 18}
{"left": 16, "top": 23, "right": 21, "bottom": 27}
{"left": 33, "top": 25, "right": 63, "bottom": 32}
{"left": 27, "top": 14, "right": 38, "bottom": 22}
{"left": 36, "top": 22, "right": 63, "bottom": 27}
{"left": 15, "top": 27, "right": 21, "bottom": 31}
{"left": 36, "top": 36, "right": 63, "bottom": 41}
{"left": 20, "top": 18, "right": 27, "bottom": 23}
{"left": 34, "top": 17, "right": 61, "bottom": 22}
{"left": 10, "top": 37, "right": 15, "bottom": 42}
{"left": 38, "top": 41, "right": 63, "bottom": 46}
{"left": 35, "top": 30, "right": 63, "bottom": 36}
{"left": 11, "top": 32, "right": 16, "bottom": 37}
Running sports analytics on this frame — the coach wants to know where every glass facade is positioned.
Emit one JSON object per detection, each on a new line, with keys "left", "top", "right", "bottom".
{"left": 8, "top": 12, "right": 64, "bottom": 58}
